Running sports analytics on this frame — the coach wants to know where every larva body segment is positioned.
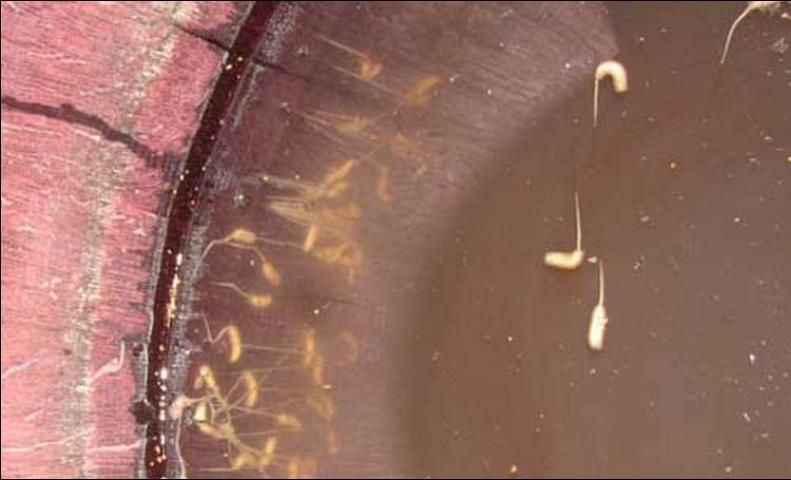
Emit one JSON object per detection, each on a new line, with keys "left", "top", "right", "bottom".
{"left": 226, "top": 325, "right": 242, "bottom": 364}
{"left": 596, "top": 60, "right": 629, "bottom": 92}
{"left": 588, "top": 304, "right": 608, "bottom": 351}
{"left": 544, "top": 250, "right": 585, "bottom": 270}
{"left": 258, "top": 436, "right": 278, "bottom": 469}
{"left": 544, "top": 192, "right": 584, "bottom": 270}
{"left": 588, "top": 260, "right": 609, "bottom": 351}
{"left": 240, "top": 370, "right": 259, "bottom": 407}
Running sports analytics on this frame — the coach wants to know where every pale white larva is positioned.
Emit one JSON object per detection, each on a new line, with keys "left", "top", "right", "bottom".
{"left": 544, "top": 192, "right": 585, "bottom": 270}
{"left": 544, "top": 249, "right": 585, "bottom": 270}
{"left": 588, "top": 259, "right": 609, "bottom": 351}
{"left": 593, "top": 60, "right": 628, "bottom": 128}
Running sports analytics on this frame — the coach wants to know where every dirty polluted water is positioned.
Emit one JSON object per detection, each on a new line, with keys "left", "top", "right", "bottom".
{"left": 151, "top": 2, "right": 790, "bottom": 478}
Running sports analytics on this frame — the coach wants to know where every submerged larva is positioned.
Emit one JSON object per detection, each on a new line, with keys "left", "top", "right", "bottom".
{"left": 212, "top": 281, "right": 273, "bottom": 308}
{"left": 306, "top": 392, "right": 335, "bottom": 421}
{"left": 276, "top": 412, "right": 303, "bottom": 431}
{"left": 258, "top": 436, "right": 278, "bottom": 469}
{"left": 200, "top": 228, "right": 282, "bottom": 287}
{"left": 405, "top": 75, "right": 443, "bottom": 107}
{"left": 317, "top": 35, "right": 384, "bottom": 82}
{"left": 202, "top": 319, "right": 243, "bottom": 364}
{"left": 240, "top": 370, "right": 259, "bottom": 407}
{"left": 593, "top": 60, "right": 628, "bottom": 128}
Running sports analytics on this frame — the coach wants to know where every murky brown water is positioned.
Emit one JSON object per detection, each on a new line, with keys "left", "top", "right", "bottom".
{"left": 167, "top": 2, "right": 789, "bottom": 478}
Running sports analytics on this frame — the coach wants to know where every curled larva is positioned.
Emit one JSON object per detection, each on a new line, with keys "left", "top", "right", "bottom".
{"left": 596, "top": 61, "right": 628, "bottom": 92}
{"left": 593, "top": 60, "right": 628, "bottom": 128}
